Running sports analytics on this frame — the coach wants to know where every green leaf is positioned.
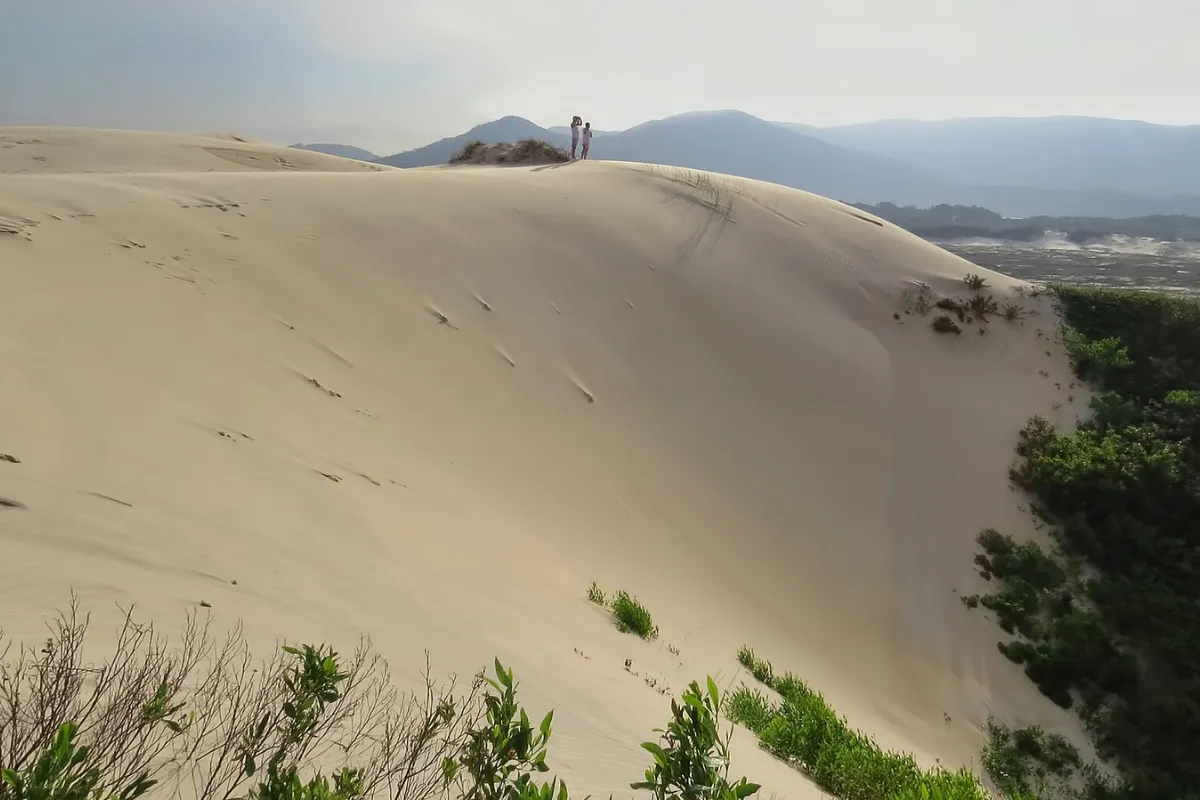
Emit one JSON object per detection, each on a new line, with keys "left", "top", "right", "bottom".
{"left": 539, "top": 710, "right": 554, "bottom": 739}
{"left": 734, "top": 782, "right": 761, "bottom": 798}
{"left": 640, "top": 741, "right": 669, "bottom": 767}
{"left": 707, "top": 676, "right": 721, "bottom": 710}
{"left": 243, "top": 752, "right": 256, "bottom": 777}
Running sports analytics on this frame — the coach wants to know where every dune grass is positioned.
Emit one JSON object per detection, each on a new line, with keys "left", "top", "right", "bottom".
{"left": 728, "top": 647, "right": 992, "bottom": 800}
{"left": 586, "top": 583, "right": 659, "bottom": 641}
{"left": 961, "top": 286, "right": 1200, "bottom": 799}
{"left": 0, "top": 599, "right": 753, "bottom": 800}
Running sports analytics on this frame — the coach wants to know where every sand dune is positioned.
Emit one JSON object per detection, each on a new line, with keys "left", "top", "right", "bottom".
{"left": 0, "top": 129, "right": 1088, "bottom": 798}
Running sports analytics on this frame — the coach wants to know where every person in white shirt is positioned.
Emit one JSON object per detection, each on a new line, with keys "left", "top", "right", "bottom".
{"left": 570, "top": 116, "right": 582, "bottom": 159}
{"left": 581, "top": 122, "right": 593, "bottom": 159}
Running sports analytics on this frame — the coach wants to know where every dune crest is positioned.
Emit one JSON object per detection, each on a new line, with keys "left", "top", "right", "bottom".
{"left": 0, "top": 128, "right": 1085, "bottom": 797}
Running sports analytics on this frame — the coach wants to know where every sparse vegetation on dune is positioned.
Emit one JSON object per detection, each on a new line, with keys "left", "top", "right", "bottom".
{"left": 729, "top": 647, "right": 992, "bottom": 800}
{"left": 963, "top": 286, "right": 1200, "bottom": 799}
{"left": 0, "top": 600, "right": 753, "bottom": 800}
{"left": 448, "top": 139, "right": 569, "bottom": 166}
{"left": 586, "top": 583, "right": 659, "bottom": 641}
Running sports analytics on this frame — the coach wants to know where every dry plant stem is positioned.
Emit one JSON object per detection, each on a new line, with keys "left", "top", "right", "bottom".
{"left": 1, "top": 597, "right": 488, "bottom": 800}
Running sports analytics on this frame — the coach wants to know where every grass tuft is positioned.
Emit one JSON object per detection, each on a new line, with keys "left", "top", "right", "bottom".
{"left": 586, "top": 581, "right": 606, "bottom": 605}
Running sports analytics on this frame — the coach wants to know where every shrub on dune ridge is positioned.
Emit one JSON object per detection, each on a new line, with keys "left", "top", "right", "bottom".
{"left": 0, "top": 599, "right": 756, "bottom": 800}
{"left": 963, "top": 286, "right": 1200, "bottom": 799}
{"left": 448, "top": 139, "right": 569, "bottom": 166}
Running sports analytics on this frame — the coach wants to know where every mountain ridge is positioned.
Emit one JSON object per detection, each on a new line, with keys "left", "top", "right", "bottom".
{"left": 351, "top": 112, "right": 1200, "bottom": 217}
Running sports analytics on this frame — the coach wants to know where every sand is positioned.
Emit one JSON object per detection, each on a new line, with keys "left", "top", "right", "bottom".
{"left": 0, "top": 127, "right": 1090, "bottom": 798}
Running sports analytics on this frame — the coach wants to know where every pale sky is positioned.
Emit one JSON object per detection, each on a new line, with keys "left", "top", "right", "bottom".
{"left": 2, "top": 0, "right": 1196, "bottom": 155}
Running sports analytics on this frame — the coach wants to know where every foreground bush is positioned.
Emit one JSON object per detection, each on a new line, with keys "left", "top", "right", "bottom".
{"left": 964, "top": 286, "right": 1200, "bottom": 799}
{"left": 728, "top": 647, "right": 989, "bottom": 800}
{"left": 0, "top": 599, "right": 754, "bottom": 800}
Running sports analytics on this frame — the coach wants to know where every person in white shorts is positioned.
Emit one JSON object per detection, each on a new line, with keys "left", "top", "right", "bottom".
{"left": 581, "top": 122, "right": 593, "bottom": 159}
{"left": 570, "top": 116, "right": 582, "bottom": 159}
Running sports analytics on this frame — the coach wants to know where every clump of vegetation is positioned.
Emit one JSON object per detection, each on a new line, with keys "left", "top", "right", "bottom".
{"left": 967, "top": 294, "right": 999, "bottom": 321}
{"left": 1003, "top": 303, "right": 1028, "bottom": 321}
{"left": 586, "top": 582, "right": 606, "bottom": 605}
{"left": 964, "top": 273, "right": 990, "bottom": 292}
{"left": 981, "top": 718, "right": 1098, "bottom": 800}
{"left": 931, "top": 315, "right": 962, "bottom": 334}
{"left": 449, "top": 139, "right": 569, "bottom": 166}
{"left": 963, "top": 286, "right": 1200, "bottom": 799}
{"left": 449, "top": 140, "right": 487, "bottom": 162}
{"left": 901, "top": 282, "right": 939, "bottom": 316}
{"left": 0, "top": 598, "right": 485, "bottom": 800}
{"left": 726, "top": 648, "right": 990, "bottom": 800}
{"left": 1, "top": 600, "right": 756, "bottom": 800}
{"left": 611, "top": 591, "right": 659, "bottom": 641}
{"left": 586, "top": 583, "right": 659, "bottom": 640}
{"left": 735, "top": 647, "right": 774, "bottom": 685}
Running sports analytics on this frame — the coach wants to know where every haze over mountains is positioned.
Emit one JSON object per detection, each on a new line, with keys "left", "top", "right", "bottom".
{"left": 295, "top": 112, "right": 1200, "bottom": 218}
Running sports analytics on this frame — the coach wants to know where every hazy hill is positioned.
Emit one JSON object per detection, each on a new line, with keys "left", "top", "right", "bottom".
{"left": 290, "top": 142, "right": 380, "bottom": 162}
{"left": 790, "top": 116, "right": 1200, "bottom": 197}
{"left": 375, "top": 116, "right": 570, "bottom": 168}
{"left": 583, "top": 110, "right": 952, "bottom": 205}
{"left": 377, "top": 111, "right": 1200, "bottom": 217}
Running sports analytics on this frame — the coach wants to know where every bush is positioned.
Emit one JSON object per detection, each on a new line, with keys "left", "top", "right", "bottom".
{"left": 1, "top": 600, "right": 757, "bottom": 800}
{"left": 631, "top": 678, "right": 760, "bottom": 800}
{"left": 448, "top": 139, "right": 569, "bottom": 166}
{"left": 931, "top": 315, "right": 962, "bottom": 334}
{"left": 963, "top": 286, "right": 1200, "bottom": 799}
{"left": 727, "top": 649, "right": 989, "bottom": 800}
{"left": 610, "top": 591, "right": 659, "bottom": 641}
{"left": 449, "top": 140, "right": 486, "bottom": 163}
{"left": 0, "top": 599, "right": 485, "bottom": 800}
{"left": 981, "top": 718, "right": 1088, "bottom": 799}
{"left": 964, "top": 274, "right": 989, "bottom": 291}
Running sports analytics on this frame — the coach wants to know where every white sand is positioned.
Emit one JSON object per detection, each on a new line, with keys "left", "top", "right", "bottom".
{"left": 0, "top": 127, "right": 1090, "bottom": 798}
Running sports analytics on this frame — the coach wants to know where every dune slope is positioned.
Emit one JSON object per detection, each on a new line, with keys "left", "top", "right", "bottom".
{"left": 0, "top": 131, "right": 1086, "bottom": 798}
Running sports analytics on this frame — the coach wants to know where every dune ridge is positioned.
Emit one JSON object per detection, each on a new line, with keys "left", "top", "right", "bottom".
{"left": 0, "top": 128, "right": 1088, "bottom": 798}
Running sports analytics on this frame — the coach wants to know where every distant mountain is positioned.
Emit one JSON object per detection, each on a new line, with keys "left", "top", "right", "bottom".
{"left": 375, "top": 117, "right": 569, "bottom": 168}
{"left": 290, "top": 143, "right": 380, "bottom": 162}
{"left": 380, "top": 111, "right": 1200, "bottom": 217}
{"left": 787, "top": 117, "right": 1200, "bottom": 198}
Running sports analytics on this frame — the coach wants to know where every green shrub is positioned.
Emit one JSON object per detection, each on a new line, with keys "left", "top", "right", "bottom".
{"left": 586, "top": 582, "right": 606, "bottom": 605}
{"left": 632, "top": 678, "right": 760, "bottom": 800}
{"left": 451, "top": 659, "right": 565, "bottom": 800}
{"left": 728, "top": 649, "right": 989, "bottom": 800}
{"left": 963, "top": 286, "right": 1200, "bottom": 799}
{"left": 723, "top": 688, "right": 775, "bottom": 735}
{"left": 610, "top": 591, "right": 658, "bottom": 640}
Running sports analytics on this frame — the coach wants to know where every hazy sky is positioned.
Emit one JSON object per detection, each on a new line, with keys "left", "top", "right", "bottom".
{"left": 2, "top": 0, "right": 1196, "bottom": 154}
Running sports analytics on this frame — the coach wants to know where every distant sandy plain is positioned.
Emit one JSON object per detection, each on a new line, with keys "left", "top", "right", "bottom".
{"left": 0, "top": 127, "right": 1092, "bottom": 798}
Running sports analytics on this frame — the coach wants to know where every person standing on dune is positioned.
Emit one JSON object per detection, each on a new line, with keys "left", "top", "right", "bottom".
{"left": 581, "top": 122, "right": 593, "bottom": 159}
{"left": 570, "top": 116, "right": 582, "bottom": 159}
